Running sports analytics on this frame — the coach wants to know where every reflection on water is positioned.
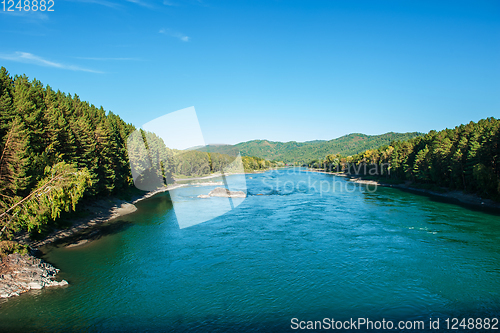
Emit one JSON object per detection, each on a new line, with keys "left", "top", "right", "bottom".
{"left": 0, "top": 169, "right": 499, "bottom": 332}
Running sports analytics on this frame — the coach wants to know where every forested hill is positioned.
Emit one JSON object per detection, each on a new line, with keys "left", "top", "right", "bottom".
{"left": 204, "top": 132, "right": 423, "bottom": 164}
{"left": 0, "top": 67, "right": 278, "bottom": 246}
{"left": 314, "top": 118, "right": 500, "bottom": 200}
{"left": 0, "top": 67, "right": 136, "bottom": 198}
{"left": 0, "top": 67, "right": 138, "bottom": 242}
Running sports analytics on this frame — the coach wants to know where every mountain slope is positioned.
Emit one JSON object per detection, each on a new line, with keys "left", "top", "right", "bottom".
{"left": 204, "top": 132, "right": 423, "bottom": 163}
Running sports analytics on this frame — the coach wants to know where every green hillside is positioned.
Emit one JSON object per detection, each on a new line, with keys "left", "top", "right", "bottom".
{"left": 204, "top": 132, "right": 423, "bottom": 164}
{"left": 341, "top": 118, "right": 500, "bottom": 200}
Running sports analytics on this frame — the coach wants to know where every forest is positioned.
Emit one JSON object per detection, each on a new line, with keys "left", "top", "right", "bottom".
{"left": 127, "top": 131, "right": 281, "bottom": 189}
{"left": 204, "top": 132, "right": 423, "bottom": 164}
{"left": 0, "top": 67, "right": 136, "bottom": 245}
{"left": 0, "top": 68, "right": 276, "bottom": 252}
{"left": 310, "top": 118, "right": 500, "bottom": 200}
{"left": 2, "top": 65, "right": 497, "bottom": 256}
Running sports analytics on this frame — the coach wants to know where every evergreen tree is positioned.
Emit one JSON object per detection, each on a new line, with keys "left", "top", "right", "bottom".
{"left": 0, "top": 118, "right": 31, "bottom": 210}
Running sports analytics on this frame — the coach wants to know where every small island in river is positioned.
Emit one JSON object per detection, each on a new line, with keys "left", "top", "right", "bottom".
{"left": 198, "top": 187, "right": 247, "bottom": 198}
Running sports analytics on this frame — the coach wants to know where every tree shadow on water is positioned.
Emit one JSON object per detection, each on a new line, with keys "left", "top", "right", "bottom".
{"left": 46, "top": 220, "right": 134, "bottom": 251}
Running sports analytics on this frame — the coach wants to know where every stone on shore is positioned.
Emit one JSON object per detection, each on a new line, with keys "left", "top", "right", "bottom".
{"left": 197, "top": 187, "right": 246, "bottom": 199}
{"left": 0, "top": 253, "right": 68, "bottom": 298}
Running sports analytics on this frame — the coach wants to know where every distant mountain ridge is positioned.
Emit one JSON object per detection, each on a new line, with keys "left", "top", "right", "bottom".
{"left": 202, "top": 132, "right": 424, "bottom": 164}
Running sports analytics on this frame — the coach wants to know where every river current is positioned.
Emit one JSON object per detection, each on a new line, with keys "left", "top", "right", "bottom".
{"left": 1, "top": 168, "right": 499, "bottom": 332}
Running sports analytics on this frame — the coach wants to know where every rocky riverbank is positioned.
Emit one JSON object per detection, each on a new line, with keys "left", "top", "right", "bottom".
{"left": 1, "top": 184, "right": 187, "bottom": 299}
{"left": 0, "top": 253, "right": 68, "bottom": 298}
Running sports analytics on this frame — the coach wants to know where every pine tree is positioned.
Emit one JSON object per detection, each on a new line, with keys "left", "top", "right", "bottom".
{"left": 0, "top": 119, "right": 31, "bottom": 214}
{"left": 0, "top": 162, "right": 91, "bottom": 238}
{"left": 413, "top": 145, "right": 430, "bottom": 181}
{"left": 0, "top": 90, "right": 14, "bottom": 140}
{"left": 94, "top": 120, "right": 117, "bottom": 194}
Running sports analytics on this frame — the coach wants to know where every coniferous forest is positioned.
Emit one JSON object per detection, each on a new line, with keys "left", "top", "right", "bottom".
{"left": 0, "top": 67, "right": 137, "bottom": 246}
{"left": 312, "top": 118, "right": 500, "bottom": 200}
{"left": 0, "top": 68, "right": 278, "bottom": 248}
{"left": 1, "top": 66, "right": 498, "bottom": 254}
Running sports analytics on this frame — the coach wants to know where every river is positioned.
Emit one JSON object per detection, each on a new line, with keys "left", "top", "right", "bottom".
{"left": 1, "top": 168, "right": 499, "bottom": 332}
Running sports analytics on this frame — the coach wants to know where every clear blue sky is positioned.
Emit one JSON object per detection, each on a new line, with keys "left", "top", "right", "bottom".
{"left": 1, "top": 0, "right": 499, "bottom": 144}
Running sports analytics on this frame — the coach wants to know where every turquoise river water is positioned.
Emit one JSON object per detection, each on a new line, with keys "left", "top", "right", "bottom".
{"left": 0, "top": 168, "right": 499, "bottom": 332}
